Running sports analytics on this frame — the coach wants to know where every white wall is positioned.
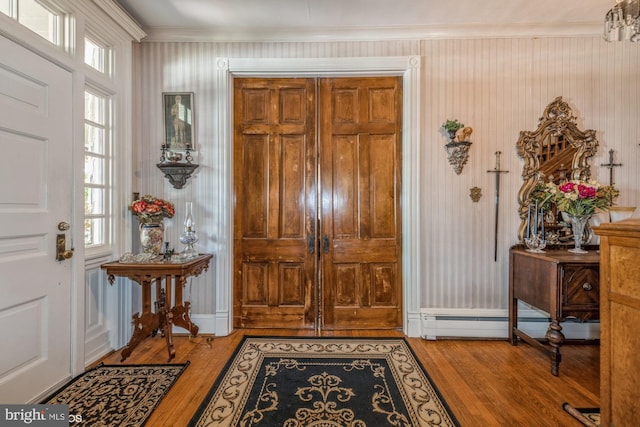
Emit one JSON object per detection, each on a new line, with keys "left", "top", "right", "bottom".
{"left": 130, "top": 37, "right": 639, "bottom": 337}
{"left": 421, "top": 37, "right": 639, "bottom": 310}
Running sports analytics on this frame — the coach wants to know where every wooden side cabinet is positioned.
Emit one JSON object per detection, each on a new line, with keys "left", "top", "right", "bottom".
{"left": 508, "top": 246, "right": 600, "bottom": 376}
{"left": 594, "top": 219, "right": 640, "bottom": 426}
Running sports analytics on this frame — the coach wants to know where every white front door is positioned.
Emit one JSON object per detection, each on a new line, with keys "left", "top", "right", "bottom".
{"left": 0, "top": 35, "right": 74, "bottom": 403}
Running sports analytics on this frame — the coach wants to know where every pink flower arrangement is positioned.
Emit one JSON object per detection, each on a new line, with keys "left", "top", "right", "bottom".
{"left": 129, "top": 195, "right": 175, "bottom": 223}
{"left": 559, "top": 181, "right": 597, "bottom": 199}
{"left": 530, "top": 179, "right": 619, "bottom": 217}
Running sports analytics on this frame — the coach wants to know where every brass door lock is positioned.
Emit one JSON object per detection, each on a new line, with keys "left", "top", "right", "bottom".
{"left": 56, "top": 222, "right": 74, "bottom": 261}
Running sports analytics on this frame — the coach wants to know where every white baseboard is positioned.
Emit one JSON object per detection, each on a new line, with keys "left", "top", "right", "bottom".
{"left": 84, "top": 329, "right": 113, "bottom": 366}
{"left": 167, "top": 308, "right": 600, "bottom": 340}
{"left": 420, "top": 307, "right": 600, "bottom": 340}
{"left": 405, "top": 311, "right": 422, "bottom": 337}
{"left": 179, "top": 314, "right": 217, "bottom": 335}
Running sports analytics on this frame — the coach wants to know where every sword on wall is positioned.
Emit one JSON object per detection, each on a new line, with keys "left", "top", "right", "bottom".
{"left": 487, "top": 151, "right": 509, "bottom": 262}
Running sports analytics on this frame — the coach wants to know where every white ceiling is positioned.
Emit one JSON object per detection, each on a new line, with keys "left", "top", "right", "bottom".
{"left": 115, "top": 0, "right": 614, "bottom": 41}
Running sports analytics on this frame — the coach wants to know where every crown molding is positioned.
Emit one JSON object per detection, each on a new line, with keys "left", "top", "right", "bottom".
{"left": 92, "top": 0, "right": 146, "bottom": 42}
{"left": 139, "top": 21, "right": 603, "bottom": 43}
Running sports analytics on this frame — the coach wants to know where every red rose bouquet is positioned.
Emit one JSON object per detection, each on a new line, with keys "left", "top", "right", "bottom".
{"left": 129, "top": 195, "right": 175, "bottom": 223}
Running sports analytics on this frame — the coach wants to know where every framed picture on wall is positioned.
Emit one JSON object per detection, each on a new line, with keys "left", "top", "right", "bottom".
{"left": 163, "top": 92, "right": 195, "bottom": 151}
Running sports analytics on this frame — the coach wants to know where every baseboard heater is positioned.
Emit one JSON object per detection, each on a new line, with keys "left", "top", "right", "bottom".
{"left": 420, "top": 308, "right": 600, "bottom": 341}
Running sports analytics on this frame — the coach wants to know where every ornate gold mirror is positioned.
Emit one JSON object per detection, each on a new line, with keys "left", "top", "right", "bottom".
{"left": 516, "top": 97, "right": 598, "bottom": 242}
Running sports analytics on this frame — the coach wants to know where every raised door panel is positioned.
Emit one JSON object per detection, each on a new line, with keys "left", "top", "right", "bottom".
{"left": 242, "top": 134, "right": 269, "bottom": 237}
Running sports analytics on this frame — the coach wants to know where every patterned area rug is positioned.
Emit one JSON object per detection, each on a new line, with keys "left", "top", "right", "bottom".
{"left": 189, "top": 337, "right": 459, "bottom": 427}
{"left": 562, "top": 403, "right": 600, "bottom": 427}
{"left": 42, "top": 363, "right": 188, "bottom": 426}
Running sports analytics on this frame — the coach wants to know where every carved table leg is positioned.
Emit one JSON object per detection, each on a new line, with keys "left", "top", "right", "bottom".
{"left": 172, "top": 301, "right": 199, "bottom": 336}
{"left": 171, "top": 275, "right": 200, "bottom": 336}
{"left": 121, "top": 281, "right": 159, "bottom": 361}
{"left": 155, "top": 278, "right": 163, "bottom": 337}
{"left": 121, "top": 312, "right": 160, "bottom": 361}
{"left": 545, "top": 320, "right": 565, "bottom": 376}
{"left": 156, "top": 286, "right": 167, "bottom": 337}
{"left": 509, "top": 297, "right": 518, "bottom": 346}
{"left": 156, "top": 286, "right": 175, "bottom": 362}
{"left": 163, "top": 309, "right": 175, "bottom": 362}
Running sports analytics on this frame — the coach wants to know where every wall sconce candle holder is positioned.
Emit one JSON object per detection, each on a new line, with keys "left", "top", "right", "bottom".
{"left": 445, "top": 141, "right": 472, "bottom": 175}
{"left": 157, "top": 144, "right": 199, "bottom": 189}
{"left": 441, "top": 120, "right": 473, "bottom": 175}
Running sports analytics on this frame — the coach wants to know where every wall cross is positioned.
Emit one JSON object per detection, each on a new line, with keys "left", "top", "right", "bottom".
{"left": 600, "top": 149, "right": 622, "bottom": 186}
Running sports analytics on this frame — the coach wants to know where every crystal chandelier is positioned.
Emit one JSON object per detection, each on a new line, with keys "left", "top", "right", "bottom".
{"left": 604, "top": 0, "right": 640, "bottom": 42}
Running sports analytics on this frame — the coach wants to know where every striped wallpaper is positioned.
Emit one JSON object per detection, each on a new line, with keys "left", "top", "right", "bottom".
{"left": 131, "top": 37, "right": 638, "bottom": 330}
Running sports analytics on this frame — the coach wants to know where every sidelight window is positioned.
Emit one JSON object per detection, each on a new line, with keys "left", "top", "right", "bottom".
{"left": 84, "top": 88, "right": 112, "bottom": 249}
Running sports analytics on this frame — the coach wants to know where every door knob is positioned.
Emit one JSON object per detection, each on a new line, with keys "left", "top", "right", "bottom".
{"left": 323, "top": 235, "right": 330, "bottom": 253}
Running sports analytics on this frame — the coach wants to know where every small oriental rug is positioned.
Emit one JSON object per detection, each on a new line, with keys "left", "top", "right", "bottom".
{"left": 189, "top": 337, "right": 459, "bottom": 427}
{"left": 42, "top": 362, "right": 188, "bottom": 426}
{"left": 562, "top": 402, "right": 600, "bottom": 427}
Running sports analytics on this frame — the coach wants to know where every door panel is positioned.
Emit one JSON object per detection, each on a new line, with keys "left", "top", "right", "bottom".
{"left": 233, "top": 76, "right": 402, "bottom": 330}
{"left": 234, "top": 78, "right": 317, "bottom": 329}
{"left": 320, "top": 77, "right": 403, "bottom": 329}
{"left": 0, "top": 35, "right": 73, "bottom": 402}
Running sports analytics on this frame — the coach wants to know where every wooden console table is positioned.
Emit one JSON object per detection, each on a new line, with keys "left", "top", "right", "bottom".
{"left": 101, "top": 254, "right": 213, "bottom": 362}
{"left": 508, "top": 246, "right": 599, "bottom": 376}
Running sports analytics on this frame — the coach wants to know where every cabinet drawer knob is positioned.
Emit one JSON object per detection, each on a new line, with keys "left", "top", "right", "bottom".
{"left": 582, "top": 282, "right": 593, "bottom": 291}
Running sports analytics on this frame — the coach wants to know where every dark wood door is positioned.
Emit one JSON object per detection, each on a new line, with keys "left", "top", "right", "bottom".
{"left": 233, "top": 78, "right": 318, "bottom": 329}
{"left": 319, "top": 77, "right": 403, "bottom": 329}
{"left": 234, "top": 76, "right": 402, "bottom": 330}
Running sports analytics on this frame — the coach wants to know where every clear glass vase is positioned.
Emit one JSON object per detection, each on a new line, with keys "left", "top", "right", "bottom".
{"left": 567, "top": 214, "right": 590, "bottom": 254}
{"left": 139, "top": 221, "right": 164, "bottom": 255}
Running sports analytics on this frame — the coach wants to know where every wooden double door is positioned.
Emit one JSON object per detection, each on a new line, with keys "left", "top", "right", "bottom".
{"left": 233, "top": 76, "right": 402, "bottom": 330}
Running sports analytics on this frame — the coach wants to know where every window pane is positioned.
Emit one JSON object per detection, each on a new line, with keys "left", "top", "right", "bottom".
{"left": 0, "top": 1, "right": 12, "bottom": 16}
{"left": 84, "top": 187, "right": 104, "bottom": 216}
{"left": 84, "top": 87, "right": 110, "bottom": 249}
{"left": 84, "top": 92, "right": 105, "bottom": 125}
{"left": 84, "top": 217, "right": 105, "bottom": 246}
{"left": 84, "top": 155, "right": 104, "bottom": 185}
{"left": 84, "top": 37, "right": 104, "bottom": 72}
{"left": 85, "top": 124, "right": 104, "bottom": 153}
{"left": 18, "top": 0, "right": 59, "bottom": 44}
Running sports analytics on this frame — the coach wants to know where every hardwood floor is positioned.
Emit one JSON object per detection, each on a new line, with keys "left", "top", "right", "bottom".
{"left": 95, "top": 329, "right": 598, "bottom": 426}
